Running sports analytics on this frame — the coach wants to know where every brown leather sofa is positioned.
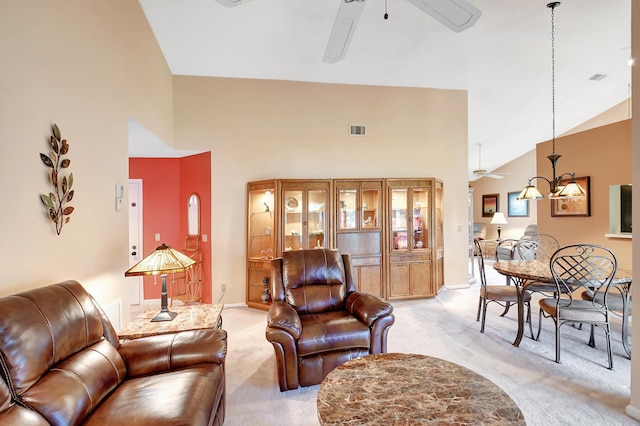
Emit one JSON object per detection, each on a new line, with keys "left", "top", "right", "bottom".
{"left": 0, "top": 281, "right": 227, "bottom": 426}
{"left": 266, "top": 249, "right": 394, "bottom": 391}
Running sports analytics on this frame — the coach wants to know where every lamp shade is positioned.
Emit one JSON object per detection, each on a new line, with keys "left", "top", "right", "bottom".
{"left": 125, "top": 243, "right": 195, "bottom": 276}
{"left": 490, "top": 212, "right": 508, "bottom": 225}
{"left": 557, "top": 180, "right": 586, "bottom": 198}
{"left": 517, "top": 185, "right": 544, "bottom": 200}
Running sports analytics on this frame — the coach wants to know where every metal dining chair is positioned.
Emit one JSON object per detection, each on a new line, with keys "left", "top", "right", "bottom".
{"left": 537, "top": 244, "right": 618, "bottom": 369}
{"left": 581, "top": 282, "right": 632, "bottom": 359}
{"left": 474, "top": 238, "right": 532, "bottom": 336}
{"left": 516, "top": 233, "right": 560, "bottom": 295}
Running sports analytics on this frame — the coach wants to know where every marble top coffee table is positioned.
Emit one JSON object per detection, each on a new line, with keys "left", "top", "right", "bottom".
{"left": 317, "top": 352, "right": 525, "bottom": 425}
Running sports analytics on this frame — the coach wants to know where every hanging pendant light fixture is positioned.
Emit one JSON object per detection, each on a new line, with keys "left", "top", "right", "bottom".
{"left": 517, "top": 2, "right": 586, "bottom": 201}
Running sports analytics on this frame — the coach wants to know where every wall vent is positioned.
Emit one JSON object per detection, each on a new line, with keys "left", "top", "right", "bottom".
{"left": 349, "top": 124, "right": 366, "bottom": 136}
{"left": 104, "top": 298, "right": 122, "bottom": 331}
{"left": 589, "top": 73, "right": 607, "bottom": 81}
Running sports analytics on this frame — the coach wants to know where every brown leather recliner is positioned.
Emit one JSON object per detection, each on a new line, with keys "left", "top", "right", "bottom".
{"left": 266, "top": 249, "right": 394, "bottom": 391}
{"left": 0, "top": 377, "right": 48, "bottom": 425}
{"left": 0, "top": 281, "right": 227, "bottom": 426}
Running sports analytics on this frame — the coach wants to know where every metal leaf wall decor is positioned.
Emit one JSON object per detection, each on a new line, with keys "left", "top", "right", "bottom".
{"left": 39, "top": 124, "right": 74, "bottom": 235}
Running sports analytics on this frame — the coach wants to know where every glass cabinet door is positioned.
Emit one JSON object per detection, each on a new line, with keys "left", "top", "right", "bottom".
{"left": 338, "top": 187, "right": 381, "bottom": 231}
{"left": 390, "top": 185, "right": 430, "bottom": 252}
{"left": 361, "top": 188, "right": 380, "bottom": 229}
{"left": 307, "top": 189, "right": 327, "bottom": 249}
{"left": 283, "top": 189, "right": 303, "bottom": 251}
{"left": 338, "top": 189, "right": 357, "bottom": 230}
{"left": 411, "top": 188, "right": 429, "bottom": 249}
{"left": 412, "top": 187, "right": 429, "bottom": 250}
{"left": 248, "top": 187, "right": 275, "bottom": 259}
{"left": 391, "top": 188, "right": 408, "bottom": 251}
{"left": 283, "top": 185, "right": 328, "bottom": 251}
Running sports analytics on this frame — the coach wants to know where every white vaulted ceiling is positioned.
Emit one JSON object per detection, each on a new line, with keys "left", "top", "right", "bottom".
{"left": 137, "top": 0, "right": 631, "bottom": 178}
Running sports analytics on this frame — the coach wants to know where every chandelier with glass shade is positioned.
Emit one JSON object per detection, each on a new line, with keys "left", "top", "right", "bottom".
{"left": 517, "top": 2, "right": 586, "bottom": 201}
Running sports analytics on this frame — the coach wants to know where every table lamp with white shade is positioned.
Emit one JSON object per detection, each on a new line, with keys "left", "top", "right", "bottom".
{"left": 490, "top": 212, "right": 508, "bottom": 241}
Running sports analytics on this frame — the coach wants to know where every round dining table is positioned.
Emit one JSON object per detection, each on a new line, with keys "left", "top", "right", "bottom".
{"left": 493, "top": 259, "right": 632, "bottom": 351}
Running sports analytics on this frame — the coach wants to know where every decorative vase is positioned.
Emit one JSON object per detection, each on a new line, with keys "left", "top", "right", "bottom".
{"left": 261, "top": 288, "right": 270, "bottom": 303}
{"left": 261, "top": 277, "right": 270, "bottom": 303}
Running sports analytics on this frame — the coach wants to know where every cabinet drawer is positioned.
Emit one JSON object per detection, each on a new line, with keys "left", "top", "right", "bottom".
{"left": 351, "top": 256, "right": 382, "bottom": 266}
{"left": 249, "top": 259, "right": 271, "bottom": 269}
{"left": 389, "top": 252, "right": 431, "bottom": 263}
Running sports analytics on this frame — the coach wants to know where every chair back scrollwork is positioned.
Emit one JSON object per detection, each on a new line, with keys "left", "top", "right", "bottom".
{"left": 517, "top": 233, "right": 559, "bottom": 261}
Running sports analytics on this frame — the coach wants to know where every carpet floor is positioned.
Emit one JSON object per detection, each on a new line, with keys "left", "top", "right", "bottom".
{"left": 219, "top": 260, "right": 636, "bottom": 425}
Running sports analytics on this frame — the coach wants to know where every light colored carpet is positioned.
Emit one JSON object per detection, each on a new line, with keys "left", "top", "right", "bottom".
{"left": 219, "top": 261, "right": 635, "bottom": 425}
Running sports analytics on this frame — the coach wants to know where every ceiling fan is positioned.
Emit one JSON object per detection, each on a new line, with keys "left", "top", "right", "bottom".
{"left": 216, "top": 0, "right": 481, "bottom": 63}
{"left": 473, "top": 144, "right": 509, "bottom": 180}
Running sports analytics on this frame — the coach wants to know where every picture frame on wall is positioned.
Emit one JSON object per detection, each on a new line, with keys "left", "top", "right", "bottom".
{"left": 507, "top": 191, "right": 529, "bottom": 217}
{"left": 551, "top": 176, "right": 591, "bottom": 217}
{"left": 482, "top": 194, "right": 499, "bottom": 217}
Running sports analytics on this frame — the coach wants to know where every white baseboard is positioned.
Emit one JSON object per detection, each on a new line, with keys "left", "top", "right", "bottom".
{"left": 444, "top": 284, "right": 471, "bottom": 290}
{"left": 223, "top": 303, "right": 249, "bottom": 309}
{"left": 626, "top": 404, "right": 640, "bottom": 421}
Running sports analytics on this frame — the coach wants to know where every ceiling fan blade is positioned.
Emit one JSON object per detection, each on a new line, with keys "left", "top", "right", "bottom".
{"left": 404, "top": 0, "right": 481, "bottom": 33}
{"left": 473, "top": 168, "right": 508, "bottom": 180}
{"left": 215, "top": 0, "right": 252, "bottom": 7}
{"left": 323, "top": 0, "right": 367, "bottom": 64}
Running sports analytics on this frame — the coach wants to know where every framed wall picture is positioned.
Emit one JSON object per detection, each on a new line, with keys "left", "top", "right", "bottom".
{"left": 551, "top": 176, "right": 591, "bottom": 217}
{"left": 482, "top": 194, "right": 499, "bottom": 217}
{"left": 507, "top": 191, "right": 529, "bottom": 217}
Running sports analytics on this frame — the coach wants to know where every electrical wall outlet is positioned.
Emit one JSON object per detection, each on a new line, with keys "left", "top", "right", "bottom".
{"left": 221, "top": 283, "right": 226, "bottom": 292}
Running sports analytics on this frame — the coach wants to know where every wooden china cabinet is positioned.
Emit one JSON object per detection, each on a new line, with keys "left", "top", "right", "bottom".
{"left": 333, "top": 179, "right": 384, "bottom": 298}
{"left": 247, "top": 177, "right": 443, "bottom": 308}
{"left": 246, "top": 179, "right": 331, "bottom": 310}
{"left": 246, "top": 180, "right": 277, "bottom": 310}
{"left": 386, "top": 178, "right": 443, "bottom": 299}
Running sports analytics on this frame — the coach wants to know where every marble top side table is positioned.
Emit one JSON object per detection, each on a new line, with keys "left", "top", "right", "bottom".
{"left": 317, "top": 352, "right": 525, "bottom": 425}
{"left": 118, "top": 303, "right": 223, "bottom": 340}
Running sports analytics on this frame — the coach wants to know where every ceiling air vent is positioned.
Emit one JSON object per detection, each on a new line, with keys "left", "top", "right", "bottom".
{"left": 349, "top": 124, "right": 366, "bottom": 136}
{"left": 589, "top": 73, "right": 607, "bottom": 81}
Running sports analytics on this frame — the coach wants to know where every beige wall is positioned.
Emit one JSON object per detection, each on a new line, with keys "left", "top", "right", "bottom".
{"left": 564, "top": 99, "right": 630, "bottom": 136}
{"left": 469, "top": 149, "right": 538, "bottom": 240}
{"left": 173, "top": 76, "right": 472, "bottom": 302}
{"left": 470, "top": 111, "right": 632, "bottom": 271}
{"left": 0, "top": 2, "right": 470, "bottom": 313}
{"left": 0, "top": 1, "right": 173, "bottom": 323}
{"left": 536, "top": 120, "right": 632, "bottom": 269}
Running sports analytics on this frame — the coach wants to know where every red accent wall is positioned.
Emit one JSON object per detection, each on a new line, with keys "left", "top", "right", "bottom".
{"left": 129, "top": 153, "right": 212, "bottom": 303}
{"left": 180, "top": 152, "right": 212, "bottom": 303}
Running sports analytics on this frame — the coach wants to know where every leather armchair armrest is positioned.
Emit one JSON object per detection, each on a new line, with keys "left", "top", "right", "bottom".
{"left": 119, "top": 328, "right": 227, "bottom": 377}
{"left": 266, "top": 301, "right": 302, "bottom": 339}
{"left": 345, "top": 292, "right": 393, "bottom": 327}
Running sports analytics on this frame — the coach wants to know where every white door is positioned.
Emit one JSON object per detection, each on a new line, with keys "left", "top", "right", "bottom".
{"left": 128, "top": 179, "right": 144, "bottom": 305}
